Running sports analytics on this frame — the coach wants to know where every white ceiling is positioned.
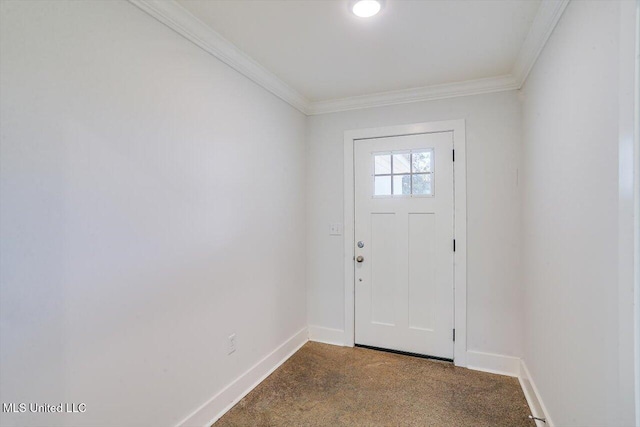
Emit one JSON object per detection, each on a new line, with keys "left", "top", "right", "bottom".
{"left": 176, "top": 0, "right": 541, "bottom": 102}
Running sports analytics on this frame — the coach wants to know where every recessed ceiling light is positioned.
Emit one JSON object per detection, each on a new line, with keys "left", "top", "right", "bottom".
{"left": 351, "top": 0, "right": 383, "bottom": 18}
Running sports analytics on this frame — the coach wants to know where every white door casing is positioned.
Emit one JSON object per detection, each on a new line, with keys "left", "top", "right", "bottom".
{"left": 343, "top": 120, "right": 467, "bottom": 366}
{"left": 354, "top": 132, "right": 454, "bottom": 359}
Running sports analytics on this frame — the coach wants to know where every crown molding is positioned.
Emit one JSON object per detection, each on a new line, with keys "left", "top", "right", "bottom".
{"left": 128, "top": 0, "right": 311, "bottom": 114}
{"left": 512, "top": 0, "right": 570, "bottom": 88}
{"left": 129, "top": 0, "right": 569, "bottom": 116}
{"left": 306, "top": 74, "right": 519, "bottom": 115}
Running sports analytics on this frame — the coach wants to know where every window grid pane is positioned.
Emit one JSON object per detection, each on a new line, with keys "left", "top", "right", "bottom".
{"left": 393, "top": 153, "right": 411, "bottom": 174}
{"left": 392, "top": 174, "right": 412, "bottom": 195}
{"left": 412, "top": 173, "right": 432, "bottom": 195}
{"left": 374, "top": 175, "right": 391, "bottom": 195}
{"left": 374, "top": 154, "right": 391, "bottom": 174}
{"left": 412, "top": 151, "right": 432, "bottom": 173}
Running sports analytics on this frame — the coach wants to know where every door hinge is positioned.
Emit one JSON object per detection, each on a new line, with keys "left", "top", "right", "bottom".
{"left": 453, "top": 329, "right": 456, "bottom": 342}
{"left": 452, "top": 149, "right": 455, "bottom": 162}
{"left": 453, "top": 239, "right": 456, "bottom": 252}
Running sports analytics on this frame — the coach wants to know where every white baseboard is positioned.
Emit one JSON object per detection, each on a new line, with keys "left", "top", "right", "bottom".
{"left": 519, "top": 359, "right": 554, "bottom": 427}
{"left": 175, "top": 333, "right": 550, "bottom": 427}
{"left": 177, "top": 327, "right": 308, "bottom": 427}
{"left": 466, "top": 350, "right": 521, "bottom": 377}
{"left": 467, "top": 352, "right": 552, "bottom": 426}
{"left": 308, "top": 325, "right": 345, "bottom": 346}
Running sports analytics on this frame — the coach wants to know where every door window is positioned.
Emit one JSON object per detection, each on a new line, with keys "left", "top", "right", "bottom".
{"left": 373, "top": 149, "right": 434, "bottom": 197}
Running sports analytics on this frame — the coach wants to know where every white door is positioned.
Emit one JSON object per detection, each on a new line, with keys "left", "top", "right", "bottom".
{"left": 354, "top": 131, "right": 454, "bottom": 359}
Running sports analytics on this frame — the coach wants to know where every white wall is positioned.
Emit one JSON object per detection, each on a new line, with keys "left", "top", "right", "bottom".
{"left": 0, "top": 1, "right": 306, "bottom": 426}
{"left": 521, "top": 1, "right": 637, "bottom": 425}
{"left": 306, "top": 91, "right": 523, "bottom": 358}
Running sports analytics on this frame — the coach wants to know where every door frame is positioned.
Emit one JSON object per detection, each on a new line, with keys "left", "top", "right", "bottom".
{"left": 343, "top": 119, "right": 467, "bottom": 367}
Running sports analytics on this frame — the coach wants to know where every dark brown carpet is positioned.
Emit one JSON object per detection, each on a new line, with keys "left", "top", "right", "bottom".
{"left": 215, "top": 342, "right": 534, "bottom": 427}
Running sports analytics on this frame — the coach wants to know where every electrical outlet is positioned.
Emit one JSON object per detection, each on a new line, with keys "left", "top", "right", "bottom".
{"left": 228, "top": 333, "right": 236, "bottom": 355}
{"left": 329, "top": 223, "right": 343, "bottom": 236}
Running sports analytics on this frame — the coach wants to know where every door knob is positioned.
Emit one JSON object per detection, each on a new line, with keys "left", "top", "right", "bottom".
{"left": 356, "top": 256, "right": 364, "bottom": 263}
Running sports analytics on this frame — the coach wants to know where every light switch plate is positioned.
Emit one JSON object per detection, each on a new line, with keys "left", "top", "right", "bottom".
{"left": 329, "top": 223, "right": 343, "bottom": 236}
{"left": 228, "top": 333, "right": 236, "bottom": 355}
